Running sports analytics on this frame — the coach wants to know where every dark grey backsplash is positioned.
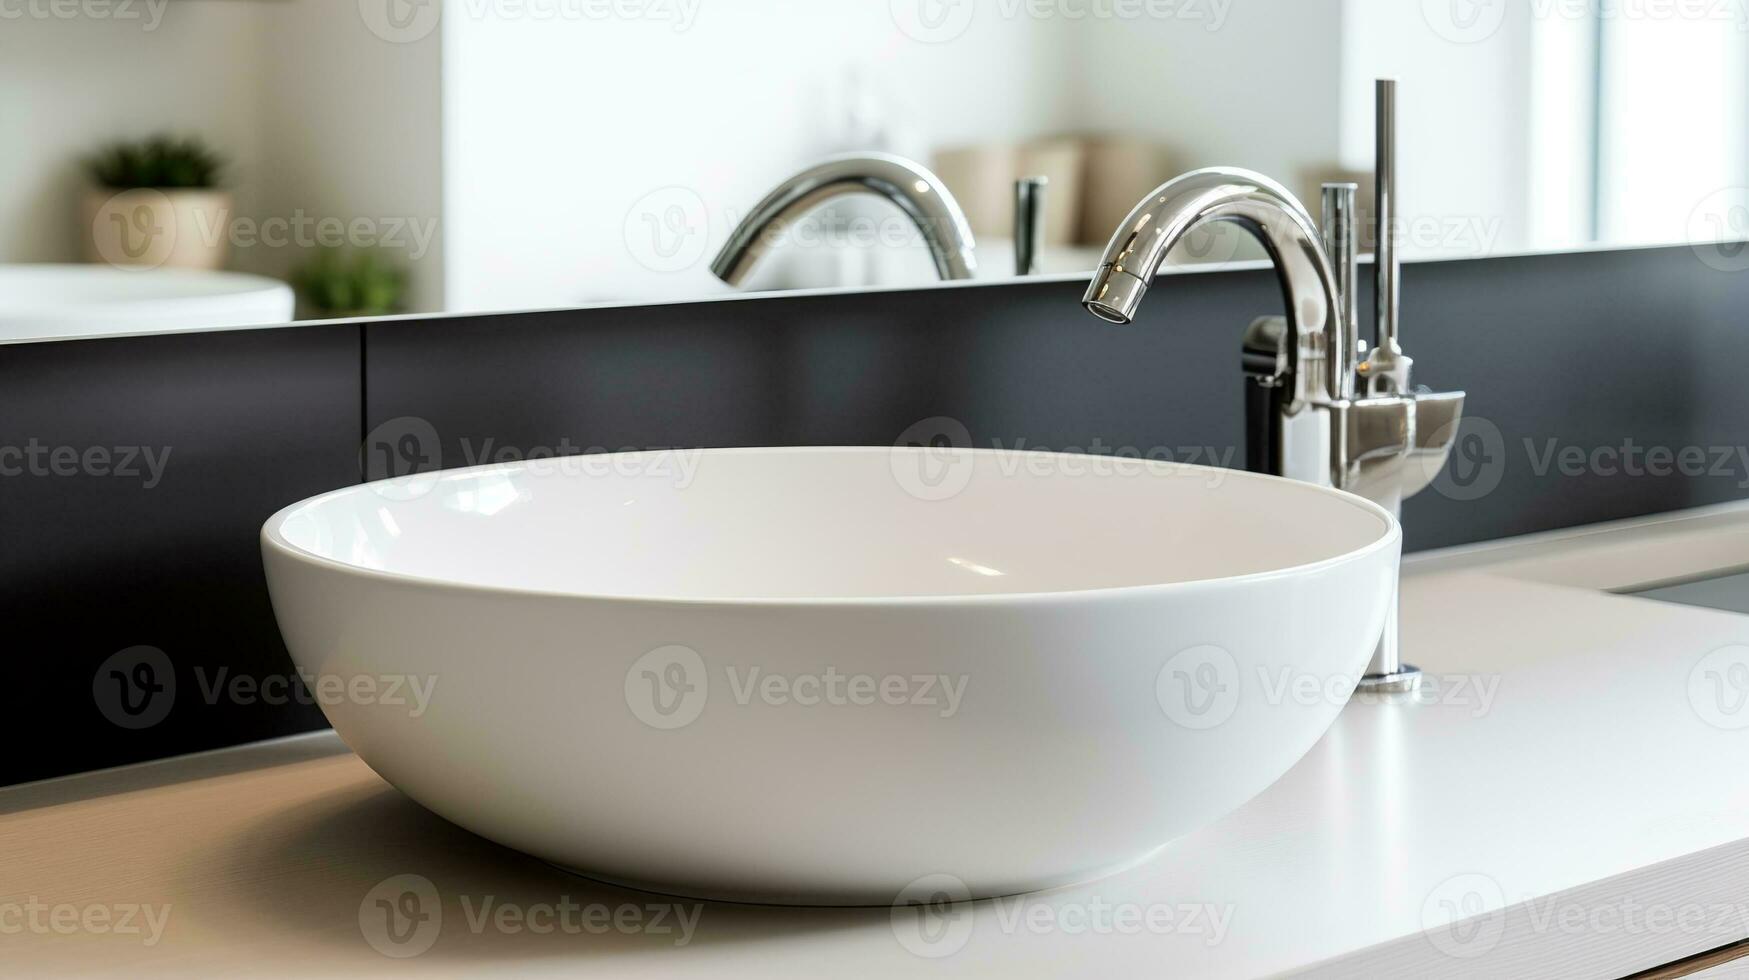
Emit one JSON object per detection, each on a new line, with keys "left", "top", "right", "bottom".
{"left": 365, "top": 242, "right": 1749, "bottom": 551}
{"left": 6, "top": 242, "right": 1748, "bottom": 785}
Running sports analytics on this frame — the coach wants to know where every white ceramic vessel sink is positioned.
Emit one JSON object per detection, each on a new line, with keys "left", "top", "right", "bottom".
{"left": 262, "top": 447, "right": 1398, "bottom": 905}
{"left": 0, "top": 264, "right": 294, "bottom": 341}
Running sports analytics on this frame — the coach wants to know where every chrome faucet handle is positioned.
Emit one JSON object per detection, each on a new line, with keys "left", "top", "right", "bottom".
{"left": 1014, "top": 176, "right": 1048, "bottom": 276}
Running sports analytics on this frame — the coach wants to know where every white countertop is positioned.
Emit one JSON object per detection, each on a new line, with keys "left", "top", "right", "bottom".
{"left": 6, "top": 503, "right": 1749, "bottom": 977}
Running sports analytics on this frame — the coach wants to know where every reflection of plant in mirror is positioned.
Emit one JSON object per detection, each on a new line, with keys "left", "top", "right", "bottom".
{"left": 87, "top": 135, "right": 224, "bottom": 189}
{"left": 292, "top": 248, "right": 408, "bottom": 319}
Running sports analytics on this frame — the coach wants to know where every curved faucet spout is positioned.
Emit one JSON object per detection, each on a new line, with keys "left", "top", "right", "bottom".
{"left": 711, "top": 153, "right": 978, "bottom": 287}
{"left": 1081, "top": 167, "right": 1348, "bottom": 407}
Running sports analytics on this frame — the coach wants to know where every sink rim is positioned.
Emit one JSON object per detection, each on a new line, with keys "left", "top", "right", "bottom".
{"left": 262, "top": 445, "right": 1400, "bottom": 607}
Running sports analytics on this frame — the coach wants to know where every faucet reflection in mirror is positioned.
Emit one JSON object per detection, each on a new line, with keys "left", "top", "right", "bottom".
{"left": 711, "top": 153, "right": 977, "bottom": 288}
{"left": 1081, "top": 80, "right": 1464, "bottom": 694}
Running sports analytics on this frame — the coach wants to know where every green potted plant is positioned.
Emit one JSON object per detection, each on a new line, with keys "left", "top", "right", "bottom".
{"left": 291, "top": 247, "right": 409, "bottom": 319}
{"left": 83, "top": 135, "right": 229, "bottom": 270}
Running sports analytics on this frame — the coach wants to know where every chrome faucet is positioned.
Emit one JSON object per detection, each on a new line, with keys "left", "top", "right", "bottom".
{"left": 1081, "top": 79, "right": 1464, "bottom": 693}
{"left": 711, "top": 152, "right": 978, "bottom": 287}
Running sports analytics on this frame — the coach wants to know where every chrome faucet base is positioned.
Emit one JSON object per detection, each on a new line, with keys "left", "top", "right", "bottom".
{"left": 1357, "top": 665, "right": 1422, "bottom": 695}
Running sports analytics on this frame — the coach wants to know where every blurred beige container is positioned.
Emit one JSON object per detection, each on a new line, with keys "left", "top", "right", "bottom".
{"left": 83, "top": 187, "right": 231, "bottom": 271}
{"left": 1078, "top": 137, "right": 1171, "bottom": 245}
{"left": 1016, "top": 138, "right": 1085, "bottom": 248}
{"left": 934, "top": 139, "right": 1088, "bottom": 248}
{"left": 932, "top": 144, "right": 1019, "bottom": 238}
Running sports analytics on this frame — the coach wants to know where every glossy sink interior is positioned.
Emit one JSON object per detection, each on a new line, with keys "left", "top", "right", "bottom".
{"left": 261, "top": 446, "right": 1399, "bottom": 905}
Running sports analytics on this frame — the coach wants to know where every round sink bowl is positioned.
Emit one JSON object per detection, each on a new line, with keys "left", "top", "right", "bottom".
{"left": 262, "top": 446, "right": 1398, "bottom": 905}
{"left": 0, "top": 264, "right": 294, "bottom": 342}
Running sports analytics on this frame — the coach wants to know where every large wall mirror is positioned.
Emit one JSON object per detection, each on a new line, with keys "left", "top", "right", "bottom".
{"left": 3, "top": 0, "right": 1745, "bottom": 338}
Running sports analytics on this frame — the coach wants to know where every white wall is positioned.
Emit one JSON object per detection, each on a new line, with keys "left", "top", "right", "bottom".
{"left": 1072, "top": 0, "right": 1343, "bottom": 265}
{"left": 1337, "top": 0, "right": 1537, "bottom": 259}
{"left": 1597, "top": 13, "right": 1748, "bottom": 246}
{"left": 254, "top": 0, "right": 444, "bottom": 313}
{"left": 1076, "top": 0, "right": 1346, "bottom": 203}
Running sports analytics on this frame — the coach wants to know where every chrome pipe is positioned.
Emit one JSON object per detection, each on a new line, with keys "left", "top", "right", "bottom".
{"left": 1322, "top": 182, "right": 1359, "bottom": 402}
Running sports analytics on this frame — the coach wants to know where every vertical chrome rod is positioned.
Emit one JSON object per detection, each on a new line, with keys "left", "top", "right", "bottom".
{"left": 1374, "top": 78, "right": 1399, "bottom": 362}
{"left": 1322, "top": 182, "right": 1359, "bottom": 402}
{"left": 1365, "top": 78, "right": 1412, "bottom": 398}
